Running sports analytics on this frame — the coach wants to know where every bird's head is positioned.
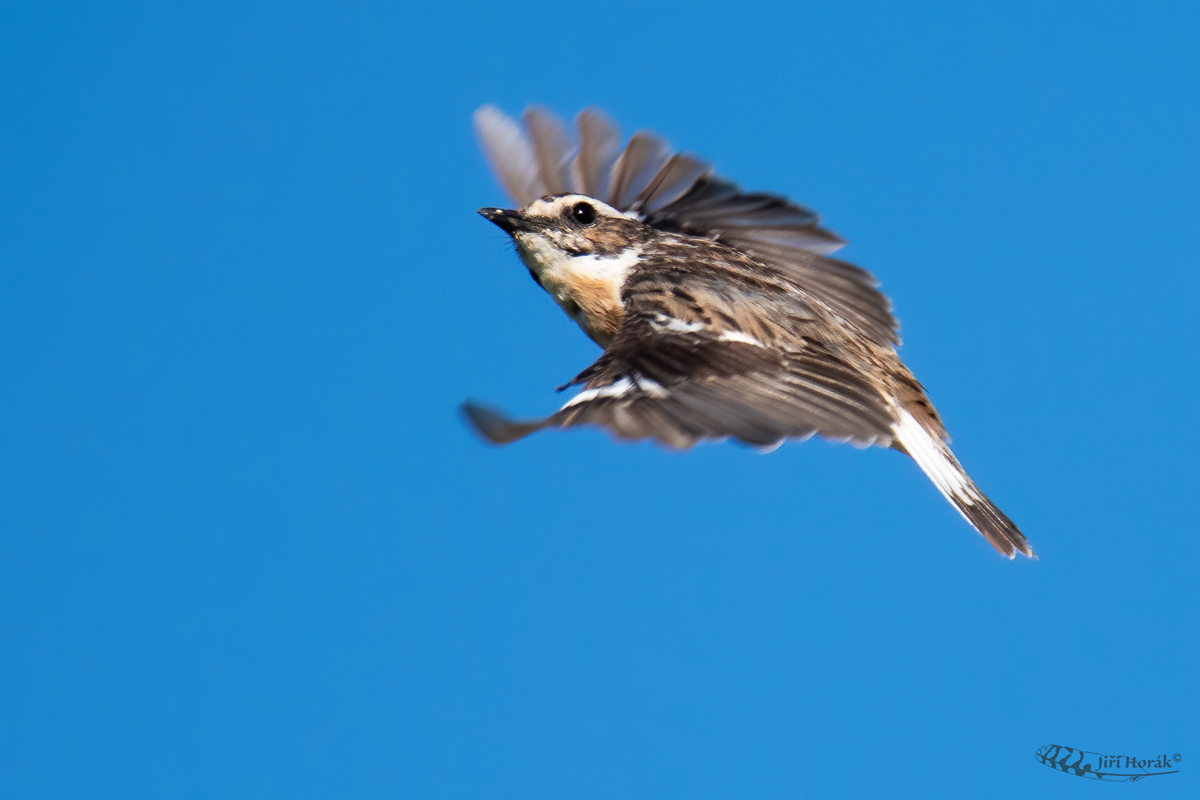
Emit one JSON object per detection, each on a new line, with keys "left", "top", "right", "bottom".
{"left": 478, "top": 194, "right": 651, "bottom": 346}
{"left": 478, "top": 194, "right": 652, "bottom": 259}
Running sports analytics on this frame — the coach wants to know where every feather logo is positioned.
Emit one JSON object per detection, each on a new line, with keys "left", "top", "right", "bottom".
{"left": 1036, "top": 744, "right": 1180, "bottom": 782}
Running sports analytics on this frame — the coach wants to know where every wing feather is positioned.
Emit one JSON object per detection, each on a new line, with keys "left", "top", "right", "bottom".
{"left": 573, "top": 107, "right": 621, "bottom": 200}
{"left": 607, "top": 130, "right": 673, "bottom": 211}
{"left": 521, "top": 106, "right": 574, "bottom": 196}
{"left": 725, "top": 238, "right": 898, "bottom": 345}
{"left": 473, "top": 105, "right": 546, "bottom": 207}
{"left": 634, "top": 152, "right": 713, "bottom": 214}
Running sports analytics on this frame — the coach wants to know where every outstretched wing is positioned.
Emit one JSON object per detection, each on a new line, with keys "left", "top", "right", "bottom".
{"left": 474, "top": 104, "right": 897, "bottom": 346}
{"left": 463, "top": 259, "right": 898, "bottom": 450}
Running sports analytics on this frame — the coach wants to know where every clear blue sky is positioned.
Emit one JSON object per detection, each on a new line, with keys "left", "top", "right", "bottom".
{"left": 2, "top": 3, "right": 1197, "bottom": 798}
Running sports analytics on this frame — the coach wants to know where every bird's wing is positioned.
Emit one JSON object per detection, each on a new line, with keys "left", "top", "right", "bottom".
{"left": 473, "top": 104, "right": 898, "bottom": 346}
{"left": 644, "top": 178, "right": 898, "bottom": 346}
{"left": 463, "top": 264, "right": 898, "bottom": 450}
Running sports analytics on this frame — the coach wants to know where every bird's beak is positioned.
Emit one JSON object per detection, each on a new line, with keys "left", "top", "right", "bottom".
{"left": 478, "top": 207, "right": 540, "bottom": 234}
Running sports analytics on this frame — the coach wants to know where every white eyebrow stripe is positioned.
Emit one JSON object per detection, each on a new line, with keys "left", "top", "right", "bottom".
{"left": 717, "top": 329, "right": 765, "bottom": 347}
{"left": 561, "top": 375, "right": 668, "bottom": 408}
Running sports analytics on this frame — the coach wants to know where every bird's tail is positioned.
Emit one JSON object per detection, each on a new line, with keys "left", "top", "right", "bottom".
{"left": 892, "top": 407, "right": 1034, "bottom": 559}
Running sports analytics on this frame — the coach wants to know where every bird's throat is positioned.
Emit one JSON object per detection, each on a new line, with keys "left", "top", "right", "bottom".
{"left": 514, "top": 236, "right": 638, "bottom": 347}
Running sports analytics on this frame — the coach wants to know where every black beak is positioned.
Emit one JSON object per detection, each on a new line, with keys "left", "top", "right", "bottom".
{"left": 478, "top": 207, "right": 539, "bottom": 234}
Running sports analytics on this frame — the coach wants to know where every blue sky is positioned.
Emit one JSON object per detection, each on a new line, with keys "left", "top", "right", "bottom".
{"left": 2, "top": 3, "right": 1197, "bottom": 798}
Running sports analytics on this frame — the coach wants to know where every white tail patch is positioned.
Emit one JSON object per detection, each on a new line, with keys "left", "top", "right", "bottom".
{"left": 893, "top": 408, "right": 982, "bottom": 512}
{"left": 892, "top": 408, "right": 1032, "bottom": 559}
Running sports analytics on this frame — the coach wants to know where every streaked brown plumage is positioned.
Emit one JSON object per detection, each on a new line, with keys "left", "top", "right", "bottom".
{"left": 465, "top": 105, "right": 1034, "bottom": 559}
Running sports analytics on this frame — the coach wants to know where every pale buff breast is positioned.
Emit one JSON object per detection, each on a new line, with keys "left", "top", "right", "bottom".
{"left": 514, "top": 236, "right": 638, "bottom": 347}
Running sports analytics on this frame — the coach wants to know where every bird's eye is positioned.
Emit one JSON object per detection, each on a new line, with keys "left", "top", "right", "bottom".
{"left": 571, "top": 202, "right": 597, "bottom": 226}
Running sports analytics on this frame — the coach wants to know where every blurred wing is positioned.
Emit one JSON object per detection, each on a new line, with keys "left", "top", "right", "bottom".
{"left": 473, "top": 105, "right": 546, "bottom": 207}
{"left": 645, "top": 176, "right": 846, "bottom": 254}
{"left": 644, "top": 176, "right": 895, "bottom": 345}
{"left": 607, "top": 130, "right": 674, "bottom": 211}
{"left": 464, "top": 270, "right": 897, "bottom": 450}
{"left": 474, "top": 104, "right": 898, "bottom": 345}
{"left": 521, "top": 105, "right": 573, "bottom": 196}
{"left": 572, "top": 107, "right": 621, "bottom": 200}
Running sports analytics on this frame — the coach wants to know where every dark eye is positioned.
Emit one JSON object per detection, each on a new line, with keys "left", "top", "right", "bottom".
{"left": 571, "top": 201, "right": 596, "bottom": 226}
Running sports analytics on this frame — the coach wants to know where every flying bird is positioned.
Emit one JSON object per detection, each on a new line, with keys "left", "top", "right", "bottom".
{"left": 465, "top": 104, "right": 1034, "bottom": 559}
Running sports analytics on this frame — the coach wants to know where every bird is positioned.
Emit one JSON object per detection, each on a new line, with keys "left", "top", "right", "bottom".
{"left": 464, "top": 104, "right": 1034, "bottom": 559}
